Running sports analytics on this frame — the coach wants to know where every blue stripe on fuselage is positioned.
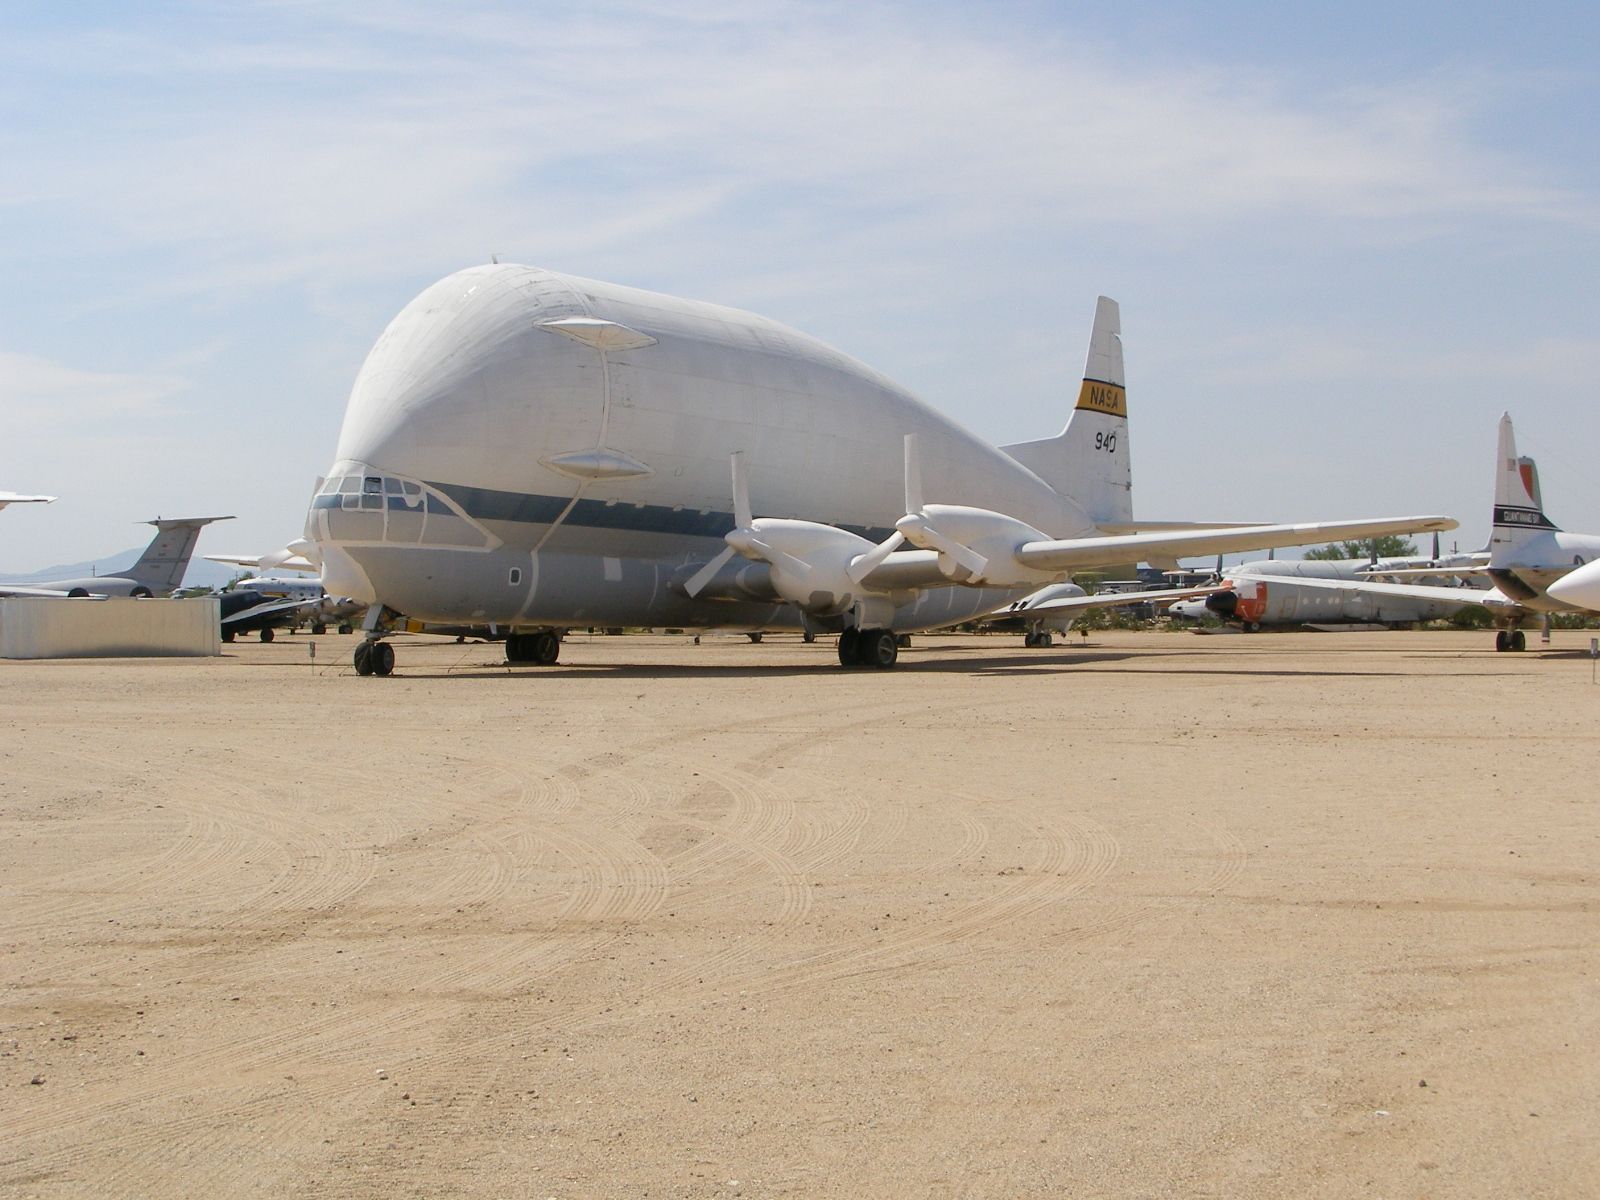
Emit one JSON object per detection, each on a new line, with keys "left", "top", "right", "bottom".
{"left": 430, "top": 481, "right": 898, "bottom": 543}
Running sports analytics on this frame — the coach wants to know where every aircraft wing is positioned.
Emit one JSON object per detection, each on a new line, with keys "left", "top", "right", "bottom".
{"left": 222, "top": 596, "right": 321, "bottom": 625}
{"left": 1014, "top": 516, "right": 1458, "bottom": 575}
{"left": 1227, "top": 571, "right": 1519, "bottom": 611}
{"left": 1015, "top": 584, "right": 1226, "bottom": 615}
{"left": 206, "top": 552, "right": 320, "bottom": 574}
{"left": 1362, "top": 565, "right": 1491, "bottom": 579}
{"left": 0, "top": 492, "right": 57, "bottom": 511}
{"left": 1095, "top": 521, "right": 1264, "bottom": 534}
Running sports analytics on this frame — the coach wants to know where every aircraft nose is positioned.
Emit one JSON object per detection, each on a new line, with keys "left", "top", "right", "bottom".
{"left": 331, "top": 265, "right": 603, "bottom": 482}
{"left": 1547, "top": 559, "right": 1600, "bottom": 611}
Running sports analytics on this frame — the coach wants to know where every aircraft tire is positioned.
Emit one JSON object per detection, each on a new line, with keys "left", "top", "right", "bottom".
{"left": 802, "top": 631, "right": 816, "bottom": 644}
{"left": 862, "top": 629, "right": 898, "bottom": 669}
{"left": 311, "top": 622, "right": 327, "bottom": 636}
{"left": 354, "top": 641, "right": 374, "bottom": 676}
{"left": 532, "top": 631, "right": 560, "bottom": 664}
{"left": 260, "top": 627, "right": 275, "bottom": 643}
{"left": 1040, "top": 631, "right": 1053, "bottom": 648}
{"left": 221, "top": 629, "right": 235, "bottom": 644}
{"left": 747, "top": 632, "right": 763, "bottom": 644}
{"left": 338, "top": 623, "right": 353, "bottom": 635}
{"left": 1495, "top": 630, "right": 1508, "bottom": 652}
{"left": 372, "top": 641, "right": 395, "bottom": 676}
{"left": 1245, "top": 621, "right": 1261, "bottom": 633}
{"left": 1511, "top": 630, "right": 1526, "bottom": 652}
{"left": 837, "top": 628, "right": 859, "bottom": 666}
{"left": 1024, "top": 631, "right": 1038, "bottom": 648}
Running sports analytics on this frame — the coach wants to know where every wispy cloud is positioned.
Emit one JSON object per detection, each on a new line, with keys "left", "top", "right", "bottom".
{"left": 1, "top": 1, "right": 1590, "bottom": 305}
{"left": 0, "top": 352, "right": 188, "bottom": 433}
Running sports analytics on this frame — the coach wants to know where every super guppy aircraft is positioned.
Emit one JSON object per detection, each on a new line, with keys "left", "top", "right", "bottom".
{"left": 309, "top": 264, "right": 1454, "bottom": 674}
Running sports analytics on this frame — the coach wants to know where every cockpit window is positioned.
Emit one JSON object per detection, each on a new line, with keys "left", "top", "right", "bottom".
{"left": 363, "top": 477, "right": 383, "bottom": 495}
{"left": 338, "top": 476, "right": 361, "bottom": 495}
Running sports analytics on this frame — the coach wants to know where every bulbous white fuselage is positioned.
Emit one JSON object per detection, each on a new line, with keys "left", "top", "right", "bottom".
{"left": 310, "top": 264, "right": 1088, "bottom": 631}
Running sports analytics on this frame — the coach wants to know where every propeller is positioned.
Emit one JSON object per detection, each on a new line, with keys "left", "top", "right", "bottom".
{"left": 682, "top": 452, "right": 751, "bottom": 598}
{"left": 683, "top": 451, "right": 819, "bottom": 597}
{"left": 851, "top": 435, "right": 989, "bottom": 582}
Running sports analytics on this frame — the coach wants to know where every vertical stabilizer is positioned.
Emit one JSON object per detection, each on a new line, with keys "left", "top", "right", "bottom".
{"left": 1490, "top": 414, "right": 1558, "bottom": 563}
{"left": 999, "top": 296, "right": 1132, "bottom": 525}
{"left": 128, "top": 516, "right": 235, "bottom": 593}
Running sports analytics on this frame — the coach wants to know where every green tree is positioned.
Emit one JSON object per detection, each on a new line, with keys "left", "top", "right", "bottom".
{"left": 1303, "top": 535, "right": 1417, "bottom": 561}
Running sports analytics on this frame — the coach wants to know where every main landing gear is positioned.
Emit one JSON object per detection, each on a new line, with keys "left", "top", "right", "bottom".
{"left": 353, "top": 639, "right": 395, "bottom": 676}
{"left": 1494, "top": 629, "right": 1527, "bottom": 652}
{"left": 838, "top": 627, "right": 899, "bottom": 669}
{"left": 1024, "top": 628, "right": 1054, "bottom": 649}
{"left": 505, "top": 630, "right": 561, "bottom": 665}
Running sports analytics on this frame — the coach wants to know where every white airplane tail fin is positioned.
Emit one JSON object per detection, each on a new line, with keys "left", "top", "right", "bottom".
{"left": 1491, "top": 414, "right": 1558, "bottom": 560}
{"left": 128, "top": 515, "right": 234, "bottom": 593}
{"left": 1000, "top": 295, "right": 1132, "bottom": 526}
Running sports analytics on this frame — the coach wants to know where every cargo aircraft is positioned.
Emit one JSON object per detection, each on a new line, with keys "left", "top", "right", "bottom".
{"left": 306, "top": 265, "right": 1454, "bottom": 675}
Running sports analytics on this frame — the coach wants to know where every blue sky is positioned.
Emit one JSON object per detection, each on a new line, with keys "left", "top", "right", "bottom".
{"left": 3, "top": 1, "right": 1597, "bottom": 571}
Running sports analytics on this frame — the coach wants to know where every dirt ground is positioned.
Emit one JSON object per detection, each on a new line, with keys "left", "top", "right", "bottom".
{"left": 2, "top": 628, "right": 1596, "bottom": 1198}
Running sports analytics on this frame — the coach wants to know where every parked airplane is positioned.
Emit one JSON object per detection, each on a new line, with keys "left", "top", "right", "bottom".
{"left": 1214, "top": 415, "right": 1600, "bottom": 650}
{"left": 996, "top": 581, "right": 1224, "bottom": 646}
{"left": 306, "top": 265, "right": 1453, "bottom": 675}
{"left": 1169, "top": 540, "right": 1488, "bottom": 630}
{"left": 217, "top": 588, "right": 318, "bottom": 643}
{"left": 0, "top": 492, "right": 56, "bottom": 512}
{"left": 204, "top": 550, "right": 364, "bottom": 635}
{"left": 0, "top": 516, "right": 233, "bottom": 598}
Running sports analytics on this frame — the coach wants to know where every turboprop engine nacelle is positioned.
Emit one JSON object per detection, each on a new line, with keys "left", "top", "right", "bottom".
{"left": 728, "top": 519, "right": 879, "bottom": 616}
{"left": 898, "top": 505, "right": 1064, "bottom": 588}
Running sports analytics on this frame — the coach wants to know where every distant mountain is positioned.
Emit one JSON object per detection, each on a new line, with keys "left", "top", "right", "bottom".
{"left": 0, "top": 550, "right": 239, "bottom": 591}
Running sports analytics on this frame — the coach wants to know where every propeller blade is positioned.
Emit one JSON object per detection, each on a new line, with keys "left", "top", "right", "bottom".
{"left": 904, "top": 518, "right": 987, "bottom": 578}
{"left": 847, "top": 531, "right": 905, "bottom": 584}
{"left": 1432, "top": 530, "right": 1440, "bottom": 562}
{"left": 904, "top": 434, "right": 924, "bottom": 514}
{"left": 683, "top": 545, "right": 737, "bottom": 598}
{"left": 743, "top": 536, "right": 812, "bottom": 582}
{"left": 731, "top": 451, "right": 752, "bottom": 531}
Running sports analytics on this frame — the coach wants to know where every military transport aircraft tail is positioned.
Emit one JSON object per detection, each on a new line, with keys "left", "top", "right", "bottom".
{"left": 1490, "top": 412, "right": 1560, "bottom": 562}
{"left": 1000, "top": 295, "right": 1132, "bottom": 527}
{"left": 127, "top": 516, "right": 235, "bottom": 593}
